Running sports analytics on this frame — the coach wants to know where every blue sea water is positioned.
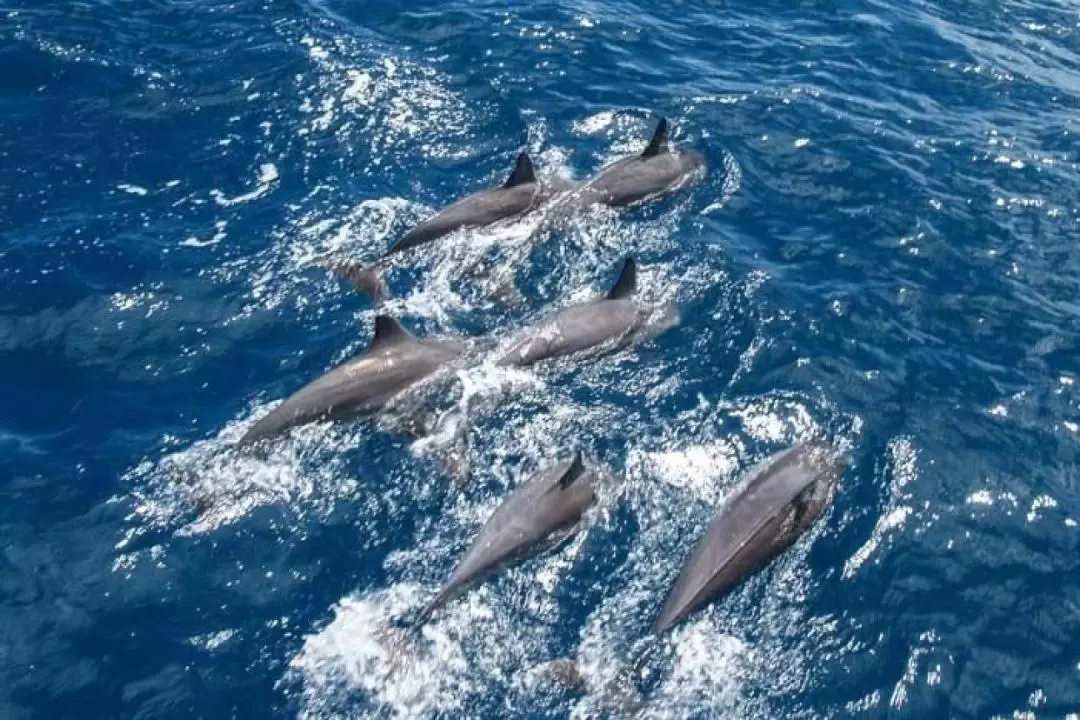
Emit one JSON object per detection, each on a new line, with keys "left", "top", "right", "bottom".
{"left": 3, "top": 0, "right": 1080, "bottom": 717}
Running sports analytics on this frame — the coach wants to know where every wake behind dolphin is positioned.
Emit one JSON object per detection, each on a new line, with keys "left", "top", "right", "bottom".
{"left": 331, "top": 153, "right": 570, "bottom": 301}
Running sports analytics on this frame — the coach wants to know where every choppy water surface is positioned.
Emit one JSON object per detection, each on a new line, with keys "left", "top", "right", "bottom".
{"left": 2, "top": 0, "right": 1079, "bottom": 717}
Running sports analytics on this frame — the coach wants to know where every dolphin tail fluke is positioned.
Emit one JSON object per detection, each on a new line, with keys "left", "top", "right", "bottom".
{"left": 236, "top": 421, "right": 274, "bottom": 451}
{"left": 534, "top": 658, "right": 588, "bottom": 693}
{"left": 327, "top": 261, "right": 390, "bottom": 303}
{"left": 534, "top": 657, "right": 646, "bottom": 714}
{"left": 375, "top": 626, "right": 422, "bottom": 677}
{"left": 376, "top": 590, "right": 451, "bottom": 675}
{"left": 413, "top": 585, "right": 456, "bottom": 629}
{"left": 594, "top": 639, "right": 660, "bottom": 715}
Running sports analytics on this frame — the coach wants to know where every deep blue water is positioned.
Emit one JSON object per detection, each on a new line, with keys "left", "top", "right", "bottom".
{"left": 3, "top": 0, "right": 1080, "bottom": 717}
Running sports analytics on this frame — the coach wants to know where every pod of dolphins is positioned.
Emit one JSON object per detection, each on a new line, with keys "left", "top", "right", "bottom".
{"left": 234, "top": 118, "right": 849, "bottom": 705}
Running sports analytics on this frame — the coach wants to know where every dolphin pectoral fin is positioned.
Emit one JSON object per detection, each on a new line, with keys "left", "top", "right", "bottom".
{"left": 534, "top": 658, "right": 588, "bottom": 693}
{"left": 642, "top": 118, "right": 669, "bottom": 157}
{"left": 327, "top": 260, "right": 390, "bottom": 302}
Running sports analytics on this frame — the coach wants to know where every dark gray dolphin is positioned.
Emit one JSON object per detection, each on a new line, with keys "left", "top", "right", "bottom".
{"left": 417, "top": 453, "right": 599, "bottom": 623}
{"left": 652, "top": 443, "right": 846, "bottom": 634}
{"left": 569, "top": 118, "right": 705, "bottom": 208}
{"left": 331, "top": 153, "right": 571, "bottom": 301}
{"left": 532, "top": 118, "right": 705, "bottom": 237}
{"left": 495, "top": 256, "right": 679, "bottom": 368}
{"left": 237, "top": 315, "right": 466, "bottom": 446}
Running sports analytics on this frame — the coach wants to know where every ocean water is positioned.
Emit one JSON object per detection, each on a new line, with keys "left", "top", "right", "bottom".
{"left": 2, "top": 0, "right": 1080, "bottom": 717}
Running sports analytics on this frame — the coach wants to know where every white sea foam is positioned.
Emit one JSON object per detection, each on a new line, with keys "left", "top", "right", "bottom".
{"left": 210, "top": 163, "right": 279, "bottom": 206}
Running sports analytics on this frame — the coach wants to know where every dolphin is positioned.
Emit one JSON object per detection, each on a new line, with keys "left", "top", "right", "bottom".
{"left": 495, "top": 256, "right": 679, "bottom": 368}
{"left": 237, "top": 315, "right": 466, "bottom": 446}
{"left": 569, "top": 118, "right": 705, "bottom": 208}
{"left": 330, "top": 153, "right": 571, "bottom": 301}
{"left": 652, "top": 443, "right": 846, "bottom": 634}
{"left": 531, "top": 118, "right": 705, "bottom": 237}
{"left": 417, "top": 453, "right": 600, "bottom": 623}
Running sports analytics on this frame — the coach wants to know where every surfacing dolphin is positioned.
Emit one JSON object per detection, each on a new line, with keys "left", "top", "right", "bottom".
{"left": 237, "top": 315, "right": 466, "bottom": 447}
{"left": 653, "top": 443, "right": 847, "bottom": 633}
{"left": 495, "top": 256, "right": 679, "bottom": 368}
{"left": 487, "top": 121, "right": 703, "bottom": 307}
{"left": 331, "top": 153, "right": 571, "bottom": 301}
{"left": 538, "top": 443, "right": 846, "bottom": 713}
{"left": 417, "top": 452, "right": 600, "bottom": 623}
{"left": 530, "top": 118, "right": 705, "bottom": 238}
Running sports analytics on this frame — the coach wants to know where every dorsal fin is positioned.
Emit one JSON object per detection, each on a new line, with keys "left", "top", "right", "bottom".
{"left": 504, "top": 153, "right": 537, "bottom": 188}
{"left": 557, "top": 452, "right": 587, "bottom": 489}
{"left": 607, "top": 256, "right": 637, "bottom": 299}
{"left": 370, "top": 314, "right": 415, "bottom": 350}
{"left": 642, "top": 118, "right": 669, "bottom": 157}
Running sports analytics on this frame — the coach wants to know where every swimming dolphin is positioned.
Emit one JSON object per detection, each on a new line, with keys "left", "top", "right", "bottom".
{"left": 530, "top": 118, "right": 705, "bottom": 238}
{"left": 479, "top": 119, "right": 704, "bottom": 303}
{"left": 237, "top": 315, "right": 466, "bottom": 446}
{"left": 652, "top": 443, "right": 846, "bottom": 634}
{"left": 330, "top": 153, "right": 571, "bottom": 301}
{"left": 537, "top": 444, "right": 844, "bottom": 711}
{"left": 570, "top": 118, "right": 705, "bottom": 208}
{"left": 417, "top": 453, "right": 599, "bottom": 623}
{"left": 495, "top": 256, "right": 679, "bottom": 368}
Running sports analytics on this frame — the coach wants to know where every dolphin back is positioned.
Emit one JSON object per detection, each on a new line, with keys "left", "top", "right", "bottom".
{"left": 497, "top": 299, "right": 648, "bottom": 367}
{"left": 388, "top": 152, "right": 563, "bottom": 256}
{"left": 389, "top": 184, "right": 538, "bottom": 255}
{"left": 237, "top": 318, "right": 464, "bottom": 446}
{"left": 497, "top": 256, "right": 679, "bottom": 367}
{"left": 652, "top": 444, "right": 845, "bottom": 633}
{"left": 421, "top": 455, "right": 598, "bottom": 620}
{"left": 579, "top": 150, "right": 704, "bottom": 208}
